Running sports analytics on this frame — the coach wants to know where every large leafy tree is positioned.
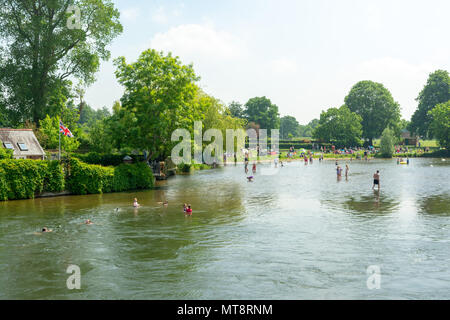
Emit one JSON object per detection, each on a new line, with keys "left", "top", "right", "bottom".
{"left": 243, "top": 96, "right": 280, "bottom": 134}
{"left": 428, "top": 100, "right": 450, "bottom": 150}
{"left": 410, "top": 70, "right": 450, "bottom": 138}
{"left": 313, "top": 105, "right": 363, "bottom": 147}
{"left": 280, "top": 115, "right": 300, "bottom": 139}
{"left": 0, "top": 0, "right": 122, "bottom": 126}
{"left": 114, "top": 49, "right": 201, "bottom": 161}
{"left": 344, "top": 80, "right": 401, "bottom": 145}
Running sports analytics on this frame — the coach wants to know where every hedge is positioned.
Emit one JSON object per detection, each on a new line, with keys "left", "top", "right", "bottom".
{"left": 0, "top": 160, "right": 65, "bottom": 200}
{"left": 72, "top": 152, "right": 145, "bottom": 167}
{"left": 0, "top": 158, "right": 154, "bottom": 201}
{"left": 67, "top": 158, "right": 154, "bottom": 195}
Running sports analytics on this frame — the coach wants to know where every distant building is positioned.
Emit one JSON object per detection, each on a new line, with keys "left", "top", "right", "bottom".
{"left": 0, "top": 129, "right": 45, "bottom": 160}
{"left": 401, "top": 129, "right": 418, "bottom": 146}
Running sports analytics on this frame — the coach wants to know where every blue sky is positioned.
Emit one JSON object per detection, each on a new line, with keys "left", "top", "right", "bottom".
{"left": 84, "top": 0, "right": 450, "bottom": 124}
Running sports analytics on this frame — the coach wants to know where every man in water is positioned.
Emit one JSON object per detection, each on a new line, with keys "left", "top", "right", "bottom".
{"left": 373, "top": 170, "right": 380, "bottom": 191}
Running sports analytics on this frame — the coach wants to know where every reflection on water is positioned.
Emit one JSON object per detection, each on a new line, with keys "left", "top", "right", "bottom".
{"left": 0, "top": 158, "right": 449, "bottom": 299}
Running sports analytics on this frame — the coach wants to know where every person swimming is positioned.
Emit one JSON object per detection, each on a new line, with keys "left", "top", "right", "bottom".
{"left": 42, "top": 227, "right": 52, "bottom": 233}
{"left": 185, "top": 205, "right": 193, "bottom": 216}
{"left": 247, "top": 176, "right": 254, "bottom": 182}
{"left": 85, "top": 219, "right": 93, "bottom": 225}
{"left": 133, "top": 198, "right": 140, "bottom": 208}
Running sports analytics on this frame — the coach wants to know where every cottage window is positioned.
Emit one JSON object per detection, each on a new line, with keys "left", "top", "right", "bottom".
{"left": 18, "top": 143, "right": 28, "bottom": 151}
{"left": 3, "top": 142, "right": 14, "bottom": 149}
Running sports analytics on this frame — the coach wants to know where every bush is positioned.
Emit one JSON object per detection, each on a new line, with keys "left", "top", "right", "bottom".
{"left": 0, "top": 148, "right": 13, "bottom": 160}
{"left": 67, "top": 158, "right": 154, "bottom": 195}
{"left": 0, "top": 159, "right": 65, "bottom": 200}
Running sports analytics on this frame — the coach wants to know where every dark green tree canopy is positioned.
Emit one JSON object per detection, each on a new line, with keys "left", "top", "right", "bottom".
{"left": 243, "top": 96, "right": 280, "bottom": 133}
{"left": 0, "top": 0, "right": 123, "bottom": 126}
{"left": 410, "top": 70, "right": 450, "bottom": 138}
{"left": 344, "top": 80, "right": 400, "bottom": 144}
{"left": 313, "top": 105, "right": 362, "bottom": 147}
{"left": 280, "top": 115, "right": 300, "bottom": 139}
{"left": 428, "top": 100, "right": 450, "bottom": 150}
{"left": 228, "top": 101, "right": 244, "bottom": 119}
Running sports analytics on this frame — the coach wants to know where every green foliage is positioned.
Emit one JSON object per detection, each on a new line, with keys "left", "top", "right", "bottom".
{"left": 228, "top": 101, "right": 245, "bottom": 119}
{"left": 345, "top": 80, "right": 401, "bottom": 144}
{"left": 380, "top": 127, "right": 395, "bottom": 158}
{"left": 244, "top": 97, "right": 280, "bottom": 134}
{"left": 114, "top": 49, "right": 200, "bottom": 161}
{"left": 38, "top": 115, "right": 80, "bottom": 152}
{"left": 67, "top": 158, "right": 153, "bottom": 195}
{"left": 72, "top": 152, "right": 139, "bottom": 166}
{"left": 313, "top": 105, "right": 363, "bottom": 147}
{"left": 410, "top": 70, "right": 450, "bottom": 138}
{"left": 280, "top": 116, "right": 300, "bottom": 139}
{"left": 428, "top": 100, "right": 450, "bottom": 150}
{"left": 0, "top": 148, "right": 13, "bottom": 159}
{"left": 0, "top": 160, "right": 65, "bottom": 200}
{"left": 0, "top": 0, "right": 123, "bottom": 126}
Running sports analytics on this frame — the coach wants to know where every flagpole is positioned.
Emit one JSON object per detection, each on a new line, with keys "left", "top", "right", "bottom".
{"left": 59, "top": 129, "right": 61, "bottom": 161}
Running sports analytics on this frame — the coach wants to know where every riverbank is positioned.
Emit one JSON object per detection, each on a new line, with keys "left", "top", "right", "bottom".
{"left": 0, "top": 158, "right": 154, "bottom": 201}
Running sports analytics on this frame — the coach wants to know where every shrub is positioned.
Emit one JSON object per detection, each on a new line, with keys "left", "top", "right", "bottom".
{"left": 0, "top": 159, "right": 64, "bottom": 200}
{"left": 0, "top": 148, "right": 13, "bottom": 160}
{"left": 380, "top": 127, "right": 395, "bottom": 158}
{"left": 67, "top": 158, "right": 154, "bottom": 195}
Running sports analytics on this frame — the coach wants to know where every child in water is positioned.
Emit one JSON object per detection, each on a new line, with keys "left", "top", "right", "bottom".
{"left": 247, "top": 176, "right": 254, "bottom": 182}
{"left": 252, "top": 162, "right": 256, "bottom": 173}
{"left": 183, "top": 203, "right": 187, "bottom": 213}
{"left": 133, "top": 198, "right": 140, "bottom": 208}
{"left": 185, "top": 205, "right": 193, "bottom": 216}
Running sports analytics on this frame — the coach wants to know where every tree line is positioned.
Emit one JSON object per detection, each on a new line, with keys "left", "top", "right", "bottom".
{"left": 0, "top": 1, "right": 448, "bottom": 161}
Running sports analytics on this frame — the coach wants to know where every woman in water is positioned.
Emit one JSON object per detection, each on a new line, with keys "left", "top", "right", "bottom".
{"left": 133, "top": 198, "right": 140, "bottom": 208}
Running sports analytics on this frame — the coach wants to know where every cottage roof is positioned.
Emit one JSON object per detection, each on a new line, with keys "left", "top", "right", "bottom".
{"left": 0, "top": 129, "right": 45, "bottom": 157}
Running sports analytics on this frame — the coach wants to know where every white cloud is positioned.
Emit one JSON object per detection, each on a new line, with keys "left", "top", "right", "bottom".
{"left": 150, "top": 24, "right": 247, "bottom": 61}
{"left": 269, "top": 58, "right": 299, "bottom": 74}
{"left": 121, "top": 8, "right": 139, "bottom": 21}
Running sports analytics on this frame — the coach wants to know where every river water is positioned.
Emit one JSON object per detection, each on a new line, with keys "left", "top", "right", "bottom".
{"left": 0, "top": 158, "right": 449, "bottom": 299}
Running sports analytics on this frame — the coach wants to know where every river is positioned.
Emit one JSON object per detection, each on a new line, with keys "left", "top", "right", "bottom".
{"left": 0, "top": 158, "right": 449, "bottom": 299}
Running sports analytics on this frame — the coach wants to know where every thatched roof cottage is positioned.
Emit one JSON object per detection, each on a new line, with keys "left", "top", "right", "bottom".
{"left": 0, "top": 129, "right": 45, "bottom": 160}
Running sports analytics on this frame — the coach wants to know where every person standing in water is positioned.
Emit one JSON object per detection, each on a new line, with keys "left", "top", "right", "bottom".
{"left": 345, "top": 164, "right": 349, "bottom": 179}
{"left": 185, "top": 205, "right": 193, "bottom": 216}
{"left": 252, "top": 162, "right": 256, "bottom": 174}
{"left": 373, "top": 170, "right": 380, "bottom": 191}
{"left": 133, "top": 198, "right": 140, "bottom": 208}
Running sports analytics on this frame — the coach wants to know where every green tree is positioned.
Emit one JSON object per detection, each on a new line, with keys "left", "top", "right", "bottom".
{"left": 313, "top": 105, "right": 363, "bottom": 147}
{"left": 0, "top": 0, "right": 123, "bottom": 126}
{"left": 344, "top": 80, "right": 401, "bottom": 145}
{"left": 410, "top": 70, "right": 450, "bottom": 138}
{"left": 380, "top": 127, "right": 395, "bottom": 158}
{"left": 428, "top": 100, "right": 450, "bottom": 150}
{"left": 243, "top": 97, "right": 280, "bottom": 134}
{"left": 38, "top": 115, "right": 80, "bottom": 152}
{"left": 228, "top": 101, "right": 244, "bottom": 119}
{"left": 280, "top": 116, "right": 300, "bottom": 139}
{"left": 114, "top": 49, "right": 200, "bottom": 161}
